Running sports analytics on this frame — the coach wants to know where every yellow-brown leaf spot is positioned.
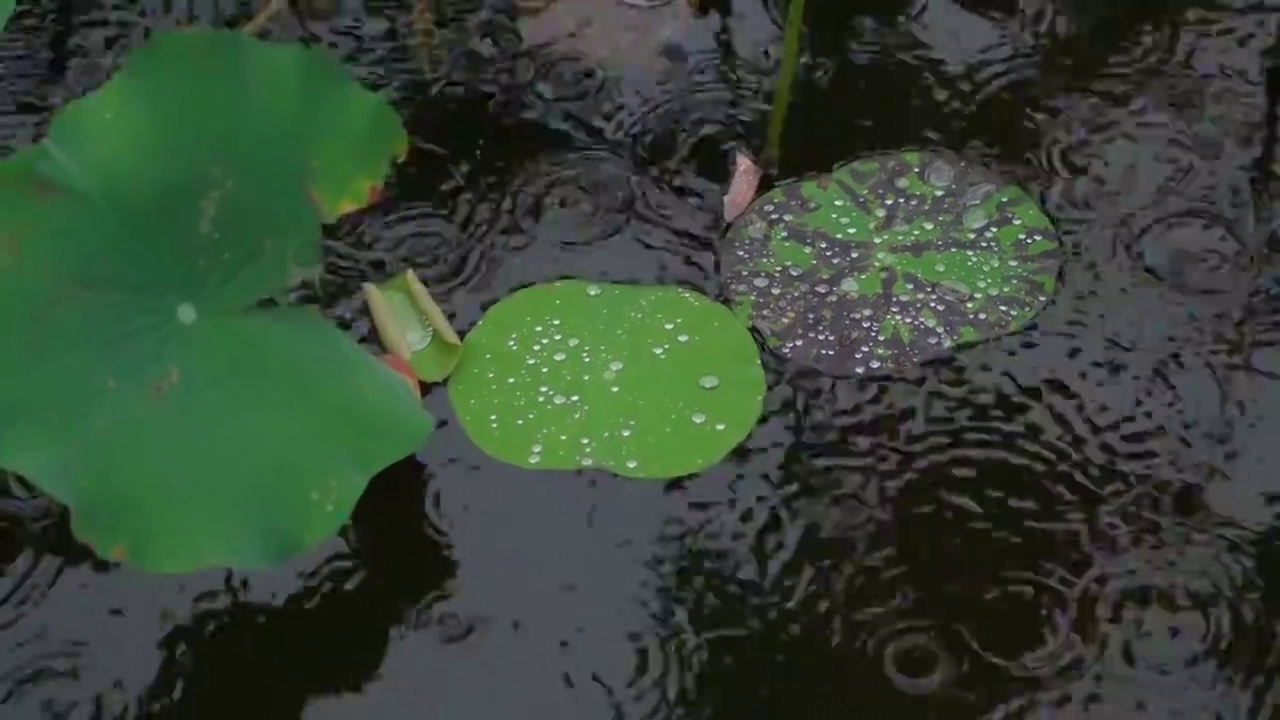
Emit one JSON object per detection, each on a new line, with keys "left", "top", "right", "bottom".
{"left": 0, "top": 236, "right": 18, "bottom": 267}
{"left": 153, "top": 365, "right": 180, "bottom": 397}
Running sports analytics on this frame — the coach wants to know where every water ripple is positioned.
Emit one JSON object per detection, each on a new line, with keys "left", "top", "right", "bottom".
{"left": 603, "top": 46, "right": 770, "bottom": 174}
{"left": 0, "top": 476, "right": 65, "bottom": 637}
{"left": 992, "top": 517, "right": 1270, "bottom": 718}
{"left": 5, "top": 1, "right": 1280, "bottom": 718}
{"left": 507, "top": 148, "right": 635, "bottom": 249}
{"left": 639, "top": 375, "right": 1144, "bottom": 717}
{"left": 0, "top": 0, "right": 57, "bottom": 154}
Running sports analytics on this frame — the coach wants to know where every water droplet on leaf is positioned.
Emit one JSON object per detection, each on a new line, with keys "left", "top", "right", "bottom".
{"left": 176, "top": 302, "right": 198, "bottom": 325}
{"left": 963, "top": 206, "right": 990, "bottom": 229}
{"left": 925, "top": 161, "right": 954, "bottom": 187}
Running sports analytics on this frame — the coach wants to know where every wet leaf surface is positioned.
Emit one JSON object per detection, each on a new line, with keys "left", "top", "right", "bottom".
{"left": 724, "top": 149, "right": 1062, "bottom": 376}
{"left": 0, "top": 29, "right": 431, "bottom": 572}
{"left": 448, "top": 279, "right": 764, "bottom": 478}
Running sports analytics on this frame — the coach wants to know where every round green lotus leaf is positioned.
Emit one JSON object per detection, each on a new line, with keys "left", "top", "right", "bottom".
{"left": 447, "top": 280, "right": 765, "bottom": 479}
{"left": 723, "top": 149, "right": 1061, "bottom": 376}
{"left": 0, "top": 0, "right": 15, "bottom": 30}
{"left": 0, "top": 30, "right": 431, "bottom": 573}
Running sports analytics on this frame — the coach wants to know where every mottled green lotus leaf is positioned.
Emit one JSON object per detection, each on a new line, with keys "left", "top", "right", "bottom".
{"left": 0, "top": 0, "right": 15, "bottom": 30}
{"left": 448, "top": 280, "right": 765, "bottom": 479}
{"left": 0, "top": 29, "right": 431, "bottom": 573}
{"left": 723, "top": 149, "right": 1061, "bottom": 376}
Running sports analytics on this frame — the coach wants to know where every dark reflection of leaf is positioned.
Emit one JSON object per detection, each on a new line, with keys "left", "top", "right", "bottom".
{"left": 136, "top": 458, "right": 455, "bottom": 718}
{"left": 0, "top": 474, "right": 110, "bottom": 709}
{"left": 0, "top": 471, "right": 109, "bottom": 578}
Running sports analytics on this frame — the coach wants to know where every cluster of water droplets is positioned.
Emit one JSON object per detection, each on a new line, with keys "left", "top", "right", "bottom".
{"left": 462, "top": 282, "right": 737, "bottom": 472}
{"left": 724, "top": 152, "right": 1060, "bottom": 375}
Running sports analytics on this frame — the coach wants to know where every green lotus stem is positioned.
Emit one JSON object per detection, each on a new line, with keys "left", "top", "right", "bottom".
{"left": 241, "top": 0, "right": 286, "bottom": 34}
{"left": 762, "top": 0, "right": 806, "bottom": 169}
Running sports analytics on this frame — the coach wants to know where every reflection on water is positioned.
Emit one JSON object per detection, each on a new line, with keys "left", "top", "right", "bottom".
{"left": 5, "top": 0, "right": 1280, "bottom": 717}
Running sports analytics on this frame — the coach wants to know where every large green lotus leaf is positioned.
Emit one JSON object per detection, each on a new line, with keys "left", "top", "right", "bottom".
{"left": 0, "top": 30, "right": 432, "bottom": 572}
{"left": 0, "top": 0, "right": 15, "bottom": 30}
{"left": 723, "top": 149, "right": 1061, "bottom": 376}
{"left": 448, "top": 280, "right": 765, "bottom": 479}
{"left": 37, "top": 29, "right": 407, "bottom": 221}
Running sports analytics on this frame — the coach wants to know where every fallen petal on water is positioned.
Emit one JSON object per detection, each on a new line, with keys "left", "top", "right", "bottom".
{"left": 723, "top": 150, "right": 764, "bottom": 224}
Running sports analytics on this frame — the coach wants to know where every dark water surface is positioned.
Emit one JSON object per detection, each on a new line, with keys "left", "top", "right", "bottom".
{"left": 5, "top": 0, "right": 1280, "bottom": 717}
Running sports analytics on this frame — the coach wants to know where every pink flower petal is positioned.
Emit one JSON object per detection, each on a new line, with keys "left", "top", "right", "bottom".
{"left": 722, "top": 150, "right": 763, "bottom": 224}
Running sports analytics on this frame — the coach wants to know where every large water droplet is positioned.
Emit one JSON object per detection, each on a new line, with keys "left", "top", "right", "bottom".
{"left": 176, "top": 302, "right": 198, "bottom": 325}
{"left": 405, "top": 326, "right": 434, "bottom": 351}
{"left": 963, "top": 182, "right": 996, "bottom": 205}
{"left": 936, "top": 281, "right": 973, "bottom": 303}
{"left": 552, "top": 352, "right": 566, "bottom": 361}
{"left": 698, "top": 374, "right": 720, "bottom": 389}
{"left": 586, "top": 284, "right": 602, "bottom": 296}
{"left": 925, "top": 161, "right": 954, "bottom": 187}
{"left": 608, "top": 360, "right": 624, "bottom": 371}
{"left": 691, "top": 413, "right": 707, "bottom": 424}
{"left": 963, "top": 206, "right": 990, "bottom": 230}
